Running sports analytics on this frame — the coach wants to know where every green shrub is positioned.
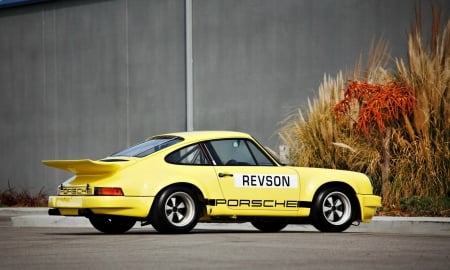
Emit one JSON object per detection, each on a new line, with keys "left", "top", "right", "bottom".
{"left": 399, "top": 196, "right": 450, "bottom": 216}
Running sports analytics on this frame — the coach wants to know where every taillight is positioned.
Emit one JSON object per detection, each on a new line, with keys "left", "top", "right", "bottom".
{"left": 94, "top": 187, "right": 124, "bottom": 196}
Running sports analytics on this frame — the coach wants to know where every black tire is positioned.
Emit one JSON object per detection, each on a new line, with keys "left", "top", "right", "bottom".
{"left": 150, "top": 186, "right": 199, "bottom": 234}
{"left": 251, "top": 221, "right": 288, "bottom": 232}
{"left": 311, "top": 188, "right": 355, "bottom": 232}
{"left": 88, "top": 215, "right": 136, "bottom": 234}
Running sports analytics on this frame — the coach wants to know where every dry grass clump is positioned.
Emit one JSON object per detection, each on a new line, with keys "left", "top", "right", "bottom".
{"left": 280, "top": 6, "right": 450, "bottom": 213}
{"left": 0, "top": 182, "right": 48, "bottom": 207}
{"left": 392, "top": 7, "right": 450, "bottom": 206}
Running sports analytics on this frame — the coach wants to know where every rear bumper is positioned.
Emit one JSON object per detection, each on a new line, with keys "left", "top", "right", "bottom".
{"left": 48, "top": 195, "right": 154, "bottom": 218}
{"left": 357, "top": 194, "right": 382, "bottom": 222}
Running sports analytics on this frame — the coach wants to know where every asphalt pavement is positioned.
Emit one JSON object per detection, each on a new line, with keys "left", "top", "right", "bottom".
{"left": 1, "top": 207, "right": 450, "bottom": 235}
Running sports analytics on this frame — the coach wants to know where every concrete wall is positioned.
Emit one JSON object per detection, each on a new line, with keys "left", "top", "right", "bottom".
{"left": 0, "top": 0, "right": 448, "bottom": 193}
{"left": 192, "top": 0, "right": 448, "bottom": 145}
{"left": 0, "top": 0, "right": 186, "bottom": 191}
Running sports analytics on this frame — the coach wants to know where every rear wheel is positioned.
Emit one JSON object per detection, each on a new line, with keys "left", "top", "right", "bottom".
{"left": 89, "top": 215, "right": 136, "bottom": 234}
{"left": 251, "top": 221, "right": 288, "bottom": 232}
{"left": 311, "top": 188, "right": 355, "bottom": 232}
{"left": 150, "top": 186, "right": 199, "bottom": 234}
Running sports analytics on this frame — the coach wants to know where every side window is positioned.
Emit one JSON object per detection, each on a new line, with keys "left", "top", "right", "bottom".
{"left": 165, "top": 144, "right": 210, "bottom": 165}
{"left": 207, "top": 139, "right": 257, "bottom": 166}
{"left": 246, "top": 141, "right": 275, "bottom": 166}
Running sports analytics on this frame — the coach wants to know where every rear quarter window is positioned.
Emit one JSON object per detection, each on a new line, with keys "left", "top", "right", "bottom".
{"left": 165, "top": 144, "right": 210, "bottom": 165}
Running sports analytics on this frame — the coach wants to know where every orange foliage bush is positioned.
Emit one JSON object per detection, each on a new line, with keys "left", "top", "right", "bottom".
{"left": 334, "top": 81, "right": 415, "bottom": 136}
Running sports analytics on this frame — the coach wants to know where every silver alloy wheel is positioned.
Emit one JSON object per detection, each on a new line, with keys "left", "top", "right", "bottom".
{"left": 164, "top": 191, "right": 196, "bottom": 227}
{"left": 321, "top": 191, "right": 352, "bottom": 225}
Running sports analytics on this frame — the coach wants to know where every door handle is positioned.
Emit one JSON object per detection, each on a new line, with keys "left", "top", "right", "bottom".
{"left": 218, "top": 172, "right": 234, "bottom": 178}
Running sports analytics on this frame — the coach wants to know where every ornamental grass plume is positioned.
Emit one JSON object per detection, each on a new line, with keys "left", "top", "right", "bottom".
{"left": 391, "top": 5, "right": 450, "bottom": 206}
{"left": 280, "top": 5, "right": 450, "bottom": 210}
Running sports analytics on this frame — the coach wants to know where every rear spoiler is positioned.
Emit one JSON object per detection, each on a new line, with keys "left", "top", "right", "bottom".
{"left": 42, "top": 159, "right": 123, "bottom": 176}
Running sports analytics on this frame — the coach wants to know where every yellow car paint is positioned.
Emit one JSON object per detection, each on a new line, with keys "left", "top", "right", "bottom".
{"left": 43, "top": 131, "right": 381, "bottom": 233}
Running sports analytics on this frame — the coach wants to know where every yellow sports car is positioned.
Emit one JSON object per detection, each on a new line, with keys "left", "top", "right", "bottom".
{"left": 44, "top": 131, "right": 381, "bottom": 234}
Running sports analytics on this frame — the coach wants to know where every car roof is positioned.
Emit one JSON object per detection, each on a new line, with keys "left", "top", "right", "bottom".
{"left": 151, "top": 131, "right": 253, "bottom": 143}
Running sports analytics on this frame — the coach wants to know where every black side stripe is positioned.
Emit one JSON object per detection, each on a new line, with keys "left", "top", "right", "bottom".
{"left": 206, "top": 199, "right": 312, "bottom": 208}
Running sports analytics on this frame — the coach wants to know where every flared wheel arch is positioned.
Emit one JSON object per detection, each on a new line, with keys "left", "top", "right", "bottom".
{"left": 311, "top": 183, "right": 361, "bottom": 222}
{"left": 148, "top": 183, "right": 207, "bottom": 220}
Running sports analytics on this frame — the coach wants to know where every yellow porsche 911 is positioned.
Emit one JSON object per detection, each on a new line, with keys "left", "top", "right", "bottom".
{"left": 43, "top": 131, "right": 381, "bottom": 234}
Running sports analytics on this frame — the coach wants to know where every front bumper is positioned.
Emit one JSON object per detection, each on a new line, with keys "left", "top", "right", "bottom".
{"left": 357, "top": 194, "right": 382, "bottom": 222}
{"left": 48, "top": 195, "right": 154, "bottom": 218}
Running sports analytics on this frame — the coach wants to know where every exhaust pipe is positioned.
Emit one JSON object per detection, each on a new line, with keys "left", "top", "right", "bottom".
{"left": 48, "top": 208, "right": 61, "bottom": 216}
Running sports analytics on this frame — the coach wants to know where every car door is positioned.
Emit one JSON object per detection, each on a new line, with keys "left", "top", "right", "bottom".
{"left": 204, "top": 139, "right": 300, "bottom": 215}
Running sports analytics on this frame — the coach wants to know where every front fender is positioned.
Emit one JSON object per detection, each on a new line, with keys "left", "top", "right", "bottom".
{"left": 295, "top": 167, "right": 375, "bottom": 202}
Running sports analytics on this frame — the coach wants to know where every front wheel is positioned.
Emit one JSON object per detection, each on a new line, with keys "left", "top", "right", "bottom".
{"left": 150, "top": 186, "right": 200, "bottom": 234}
{"left": 251, "top": 221, "right": 288, "bottom": 232}
{"left": 311, "top": 188, "right": 355, "bottom": 232}
{"left": 88, "top": 215, "right": 136, "bottom": 234}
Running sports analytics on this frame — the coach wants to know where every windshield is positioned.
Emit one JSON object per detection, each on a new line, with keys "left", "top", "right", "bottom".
{"left": 111, "top": 136, "right": 183, "bottom": 158}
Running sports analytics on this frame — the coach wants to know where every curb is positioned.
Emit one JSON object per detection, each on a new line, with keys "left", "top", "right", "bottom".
{"left": 2, "top": 208, "right": 450, "bottom": 235}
